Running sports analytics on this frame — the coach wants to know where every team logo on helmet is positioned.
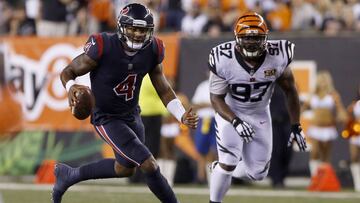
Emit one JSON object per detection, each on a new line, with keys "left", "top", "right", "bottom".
{"left": 120, "top": 7, "right": 130, "bottom": 15}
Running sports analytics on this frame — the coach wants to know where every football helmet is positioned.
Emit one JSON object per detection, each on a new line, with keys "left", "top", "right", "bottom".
{"left": 117, "top": 3, "right": 154, "bottom": 50}
{"left": 234, "top": 11, "right": 269, "bottom": 60}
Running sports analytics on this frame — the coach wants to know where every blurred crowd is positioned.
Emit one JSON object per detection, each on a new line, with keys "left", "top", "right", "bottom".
{"left": 1, "top": 0, "right": 360, "bottom": 37}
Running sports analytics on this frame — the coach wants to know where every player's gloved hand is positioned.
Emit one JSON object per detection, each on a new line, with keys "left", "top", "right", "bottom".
{"left": 68, "top": 84, "right": 90, "bottom": 108}
{"left": 287, "top": 123, "right": 307, "bottom": 151}
{"left": 181, "top": 107, "right": 199, "bottom": 129}
{"left": 232, "top": 117, "right": 254, "bottom": 143}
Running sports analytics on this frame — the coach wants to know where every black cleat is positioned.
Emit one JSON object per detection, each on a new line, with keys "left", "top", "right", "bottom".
{"left": 51, "top": 163, "right": 79, "bottom": 203}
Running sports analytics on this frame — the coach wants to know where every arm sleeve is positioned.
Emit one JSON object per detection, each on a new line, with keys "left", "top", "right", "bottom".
{"left": 209, "top": 72, "right": 228, "bottom": 95}
{"left": 84, "top": 34, "right": 104, "bottom": 62}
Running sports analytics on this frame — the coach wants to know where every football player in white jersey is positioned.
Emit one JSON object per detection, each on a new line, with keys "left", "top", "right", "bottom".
{"left": 208, "top": 12, "right": 307, "bottom": 203}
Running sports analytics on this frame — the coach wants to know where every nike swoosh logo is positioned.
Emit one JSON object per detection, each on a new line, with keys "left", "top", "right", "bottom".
{"left": 91, "top": 38, "right": 96, "bottom": 45}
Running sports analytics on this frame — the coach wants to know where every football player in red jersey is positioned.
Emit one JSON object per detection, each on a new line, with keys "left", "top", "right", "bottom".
{"left": 208, "top": 12, "right": 306, "bottom": 202}
{"left": 53, "top": 3, "right": 198, "bottom": 203}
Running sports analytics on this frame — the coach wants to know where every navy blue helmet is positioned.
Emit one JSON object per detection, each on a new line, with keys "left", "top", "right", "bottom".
{"left": 117, "top": 3, "right": 154, "bottom": 50}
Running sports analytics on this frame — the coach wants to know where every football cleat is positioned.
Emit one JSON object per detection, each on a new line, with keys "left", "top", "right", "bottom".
{"left": 51, "top": 163, "right": 80, "bottom": 203}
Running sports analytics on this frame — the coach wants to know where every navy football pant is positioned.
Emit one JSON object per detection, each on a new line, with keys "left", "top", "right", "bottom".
{"left": 94, "top": 113, "right": 152, "bottom": 168}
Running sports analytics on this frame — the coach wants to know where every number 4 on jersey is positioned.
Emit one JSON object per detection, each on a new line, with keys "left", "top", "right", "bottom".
{"left": 113, "top": 74, "right": 137, "bottom": 101}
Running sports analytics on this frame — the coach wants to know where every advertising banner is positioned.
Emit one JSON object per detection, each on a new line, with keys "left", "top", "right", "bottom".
{"left": 0, "top": 34, "right": 179, "bottom": 132}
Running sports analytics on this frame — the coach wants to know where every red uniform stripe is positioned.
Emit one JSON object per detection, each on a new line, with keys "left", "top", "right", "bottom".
{"left": 94, "top": 34, "right": 104, "bottom": 59}
{"left": 155, "top": 38, "right": 164, "bottom": 62}
{"left": 95, "top": 125, "right": 140, "bottom": 166}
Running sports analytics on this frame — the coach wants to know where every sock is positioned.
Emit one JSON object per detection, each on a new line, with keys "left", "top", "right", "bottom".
{"left": 209, "top": 164, "right": 232, "bottom": 202}
{"left": 79, "top": 158, "right": 117, "bottom": 181}
{"left": 163, "top": 159, "right": 176, "bottom": 186}
{"left": 309, "top": 160, "right": 321, "bottom": 177}
{"left": 350, "top": 163, "right": 360, "bottom": 192}
{"left": 231, "top": 161, "right": 249, "bottom": 180}
{"left": 144, "top": 167, "right": 178, "bottom": 203}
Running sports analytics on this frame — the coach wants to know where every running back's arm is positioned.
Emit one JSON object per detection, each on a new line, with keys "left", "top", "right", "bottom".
{"left": 60, "top": 53, "right": 97, "bottom": 87}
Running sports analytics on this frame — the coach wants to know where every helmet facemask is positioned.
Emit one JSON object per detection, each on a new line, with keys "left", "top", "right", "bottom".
{"left": 118, "top": 21, "right": 154, "bottom": 51}
{"left": 233, "top": 11, "right": 269, "bottom": 61}
{"left": 116, "top": 3, "right": 155, "bottom": 51}
{"left": 236, "top": 33, "right": 267, "bottom": 60}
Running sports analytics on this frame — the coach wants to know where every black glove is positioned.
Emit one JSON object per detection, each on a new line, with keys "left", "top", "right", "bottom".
{"left": 232, "top": 117, "right": 255, "bottom": 143}
{"left": 287, "top": 123, "right": 307, "bottom": 151}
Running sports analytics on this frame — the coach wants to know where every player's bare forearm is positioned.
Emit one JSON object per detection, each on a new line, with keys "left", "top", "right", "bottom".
{"left": 149, "top": 64, "right": 177, "bottom": 105}
{"left": 60, "top": 53, "right": 97, "bottom": 87}
{"left": 277, "top": 68, "right": 300, "bottom": 124}
{"left": 210, "top": 93, "right": 237, "bottom": 123}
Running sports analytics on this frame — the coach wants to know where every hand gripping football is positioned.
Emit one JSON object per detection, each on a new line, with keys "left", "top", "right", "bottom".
{"left": 71, "top": 87, "right": 95, "bottom": 120}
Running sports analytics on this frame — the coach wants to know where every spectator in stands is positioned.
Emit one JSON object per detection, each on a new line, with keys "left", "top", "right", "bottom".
{"left": 68, "top": 0, "right": 88, "bottom": 35}
{"left": 0, "top": 1, "right": 15, "bottom": 35}
{"left": 24, "top": 0, "right": 40, "bottom": 35}
{"left": 222, "top": 0, "right": 249, "bottom": 31}
{"left": 291, "top": 0, "right": 322, "bottom": 30}
{"left": 202, "top": 0, "right": 229, "bottom": 37}
{"left": 266, "top": 0, "right": 292, "bottom": 31}
{"left": 181, "top": 0, "right": 207, "bottom": 36}
{"left": 37, "top": 0, "right": 72, "bottom": 37}
{"left": 191, "top": 77, "right": 217, "bottom": 184}
{"left": 144, "top": 0, "right": 161, "bottom": 32}
{"left": 87, "top": 0, "right": 116, "bottom": 33}
{"left": 345, "top": 84, "right": 360, "bottom": 192}
{"left": 302, "top": 70, "right": 347, "bottom": 177}
{"left": 321, "top": 0, "right": 347, "bottom": 35}
{"left": 163, "top": 0, "right": 185, "bottom": 32}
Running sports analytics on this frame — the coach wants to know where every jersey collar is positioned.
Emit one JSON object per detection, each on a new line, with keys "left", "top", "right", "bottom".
{"left": 235, "top": 47, "right": 266, "bottom": 76}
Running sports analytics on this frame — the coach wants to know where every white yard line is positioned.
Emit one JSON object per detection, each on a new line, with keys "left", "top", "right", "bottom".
{"left": 0, "top": 183, "right": 359, "bottom": 199}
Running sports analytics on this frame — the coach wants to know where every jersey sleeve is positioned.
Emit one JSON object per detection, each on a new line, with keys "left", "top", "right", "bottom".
{"left": 84, "top": 34, "right": 104, "bottom": 62}
{"left": 208, "top": 48, "right": 217, "bottom": 75}
{"left": 283, "top": 40, "right": 295, "bottom": 67}
{"left": 152, "top": 37, "right": 165, "bottom": 65}
{"left": 209, "top": 72, "right": 228, "bottom": 95}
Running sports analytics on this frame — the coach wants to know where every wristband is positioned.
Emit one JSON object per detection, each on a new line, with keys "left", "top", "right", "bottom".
{"left": 291, "top": 123, "right": 302, "bottom": 132}
{"left": 65, "top": 80, "right": 76, "bottom": 92}
{"left": 166, "top": 98, "right": 186, "bottom": 122}
{"left": 231, "top": 117, "right": 242, "bottom": 127}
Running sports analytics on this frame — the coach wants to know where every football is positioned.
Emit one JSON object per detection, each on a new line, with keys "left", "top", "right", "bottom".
{"left": 71, "top": 88, "right": 95, "bottom": 120}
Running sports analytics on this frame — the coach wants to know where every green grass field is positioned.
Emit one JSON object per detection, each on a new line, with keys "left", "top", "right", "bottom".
{"left": 1, "top": 183, "right": 360, "bottom": 203}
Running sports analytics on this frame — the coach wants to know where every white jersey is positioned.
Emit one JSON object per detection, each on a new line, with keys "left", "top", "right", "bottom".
{"left": 209, "top": 40, "right": 295, "bottom": 114}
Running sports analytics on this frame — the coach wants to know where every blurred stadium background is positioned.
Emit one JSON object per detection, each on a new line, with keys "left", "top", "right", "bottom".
{"left": 0, "top": 0, "right": 360, "bottom": 202}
